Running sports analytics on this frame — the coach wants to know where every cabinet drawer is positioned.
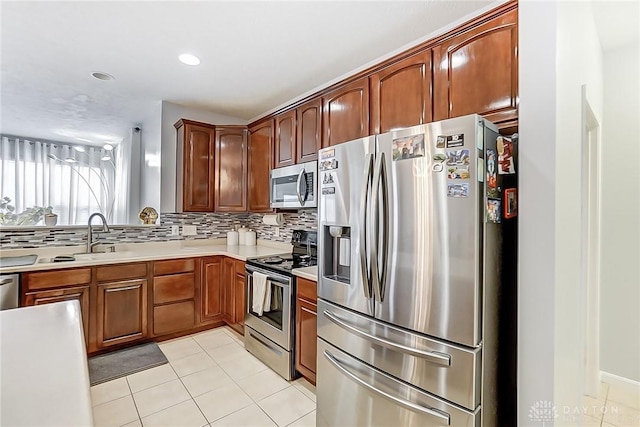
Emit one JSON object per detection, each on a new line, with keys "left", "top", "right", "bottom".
{"left": 154, "top": 258, "right": 195, "bottom": 276}
{"left": 153, "top": 301, "right": 195, "bottom": 335}
{"left": 297, "top": 277, "right": 317, "bottom": 302}
{"left": 23, "top": 268, "right": 91, "bottom": 291}
{"left": 153, "top": 273, "right": 195, "bottom": 304}
{"left": 234, "top": 259, "right": 245, "bottom": 273}
{"left": 96, "top": 263, "right": 147, "bottom": 282}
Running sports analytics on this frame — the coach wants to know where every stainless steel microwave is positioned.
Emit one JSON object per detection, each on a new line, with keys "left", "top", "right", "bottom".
{"left": 270, "top": 161, "right": 317, "bottom": 209}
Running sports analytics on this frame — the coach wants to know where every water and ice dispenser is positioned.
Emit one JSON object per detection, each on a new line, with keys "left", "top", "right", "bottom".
{"left": 322, "top": 226, "right": 351, "bottom": 283}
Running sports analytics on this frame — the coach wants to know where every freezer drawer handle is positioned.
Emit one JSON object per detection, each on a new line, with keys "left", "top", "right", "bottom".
{"left": 324, "top": 350, "right": 451, "bottom": 425}
{"left": 323, "top": 310, "right": 451, "bottom": 366}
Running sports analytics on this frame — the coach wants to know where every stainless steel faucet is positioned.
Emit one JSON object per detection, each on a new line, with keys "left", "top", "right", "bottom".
{"left": 87, "top": 212, "right": 110, "bottom": 253}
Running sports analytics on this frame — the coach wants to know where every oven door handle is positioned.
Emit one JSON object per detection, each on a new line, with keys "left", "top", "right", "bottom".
{"left": 246, "top": 266, "right": 291, "bottom": 285}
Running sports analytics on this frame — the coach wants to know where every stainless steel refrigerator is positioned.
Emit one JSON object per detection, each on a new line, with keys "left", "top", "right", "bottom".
{"left": 316, "top": 114, "right": 518, "bottom": 427}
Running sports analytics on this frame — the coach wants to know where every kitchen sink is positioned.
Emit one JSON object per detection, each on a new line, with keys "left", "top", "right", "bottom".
{"left": 37, "top": 251, "right": 136, "bottom": 264}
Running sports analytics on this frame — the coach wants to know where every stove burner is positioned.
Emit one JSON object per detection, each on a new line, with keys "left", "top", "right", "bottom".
{"left": 262, "top": 257, "right": 285, "bottom": 264}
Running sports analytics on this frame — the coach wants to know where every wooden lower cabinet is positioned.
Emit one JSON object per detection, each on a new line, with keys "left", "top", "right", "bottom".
{"left": 222, "top": 258, "right": 246, "bottom": 334}
{"left": 222, "top": 257, "right": 236, "bottom": 324}
{"left": 23, "top": 286, "right": 90, "bottom": 347}
{"left": 233, "top": 267, "right": 246, "bottom": 331}
{"left": 96, "top": 278, "right": 148, "bottom": 349}
{"left": 20, "top": 255, "right": 247, "bottom": 355}
{"left": 154, "top": 301, "right": 195, "bottom": 335}
{"left": 200, "top": 256, "right": 223, "bottom": 325}
{"left": 295, "top": 277, "right": 317, "bottom": 384}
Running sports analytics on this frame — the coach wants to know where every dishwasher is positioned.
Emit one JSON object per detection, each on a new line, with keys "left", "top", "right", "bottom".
{"left": 0, "top": 274, "right": 19, "bottom": 310}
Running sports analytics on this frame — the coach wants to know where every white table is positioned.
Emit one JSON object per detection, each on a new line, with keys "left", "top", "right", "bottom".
{"left": 0, "top": 301, "right": 93, "bottom": 426}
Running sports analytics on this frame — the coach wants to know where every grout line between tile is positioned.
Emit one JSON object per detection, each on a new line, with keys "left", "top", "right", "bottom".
{"left": 166, "top": 346, "right": 215, "bottom": 425}
{"left": 124, "top": 377, "right": 143, "bottom": 427}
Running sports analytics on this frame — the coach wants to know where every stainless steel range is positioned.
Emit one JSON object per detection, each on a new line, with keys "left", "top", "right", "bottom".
{"left": 244, "top": 230, "right": 317, "bottom": 380}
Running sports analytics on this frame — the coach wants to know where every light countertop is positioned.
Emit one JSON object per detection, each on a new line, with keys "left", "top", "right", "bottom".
{"left": 292, "top": 266, "right": 317, "bottom": 281}
{"left": 0, "top": 301, "right": 93, "bottom": 426}
{"left": 0, "top": 239, "right": 291, "bottom": 274}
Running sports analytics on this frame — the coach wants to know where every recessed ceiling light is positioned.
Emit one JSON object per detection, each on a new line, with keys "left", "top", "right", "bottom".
{"left": 73, "top": 146, "right": 85, "bottom": 152}
{"left": 103, "top": 144, "right": 114, "bottom": 151}
{"left": 101, "top": 156, "right": 111, "bottom": 161}
{"left": 178, "top": 53, "right": 200, "bottom": 66}
{"left": 91, "top": 72, "right": 114, "bottom": 81}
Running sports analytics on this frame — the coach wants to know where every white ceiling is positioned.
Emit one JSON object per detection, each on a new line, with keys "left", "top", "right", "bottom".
{"left": 0, "top": 1, "right": 496, "bottom": 146}
{"left": 592, "top": 0, "right": 640, "bottom": 51}
{"left": 4, "top": 1, "right": 636, "bottom": 148}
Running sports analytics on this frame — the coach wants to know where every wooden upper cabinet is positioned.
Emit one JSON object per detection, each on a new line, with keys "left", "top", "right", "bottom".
{"left": 322, "top": 77, "right": 370, "bottom": 147}
{"left": 248, "top": 119, "right": 274, "bottom": 212}
{"left": 215, "top": 126, "right": 248, "bottom": 212}
{"left": 433, "top": 8, "right": 518, "bottom": 126}
{"left": 296, "top": 98, "right": 322, "bottom": 163}
{"left": 175, "top": 119, "right": 216, "bottom": 212}
{"left": 370, "top": 50, "right": 433, "bottom": 134}
{"left": 274, "top": 110, "right": 296, "bottom": 168}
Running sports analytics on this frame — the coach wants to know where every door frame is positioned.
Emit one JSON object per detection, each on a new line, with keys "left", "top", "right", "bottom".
{"left": 580, "top": 85, "right": 602, "bottom": 398}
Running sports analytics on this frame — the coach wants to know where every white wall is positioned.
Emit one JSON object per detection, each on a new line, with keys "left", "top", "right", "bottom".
{"left": 140, "top": 101, "right": 162, "bottom": 212}
{"left": 600, "top": 41, "right": 640, "bottom": 382}
{"left": 159, "top": 101, "right": 246, "bottom": 212}
{"left": 519, "top": 1, "right": 606, "bottom": 424}
{"left": 554, "top": 0, "right": 604, "bottom": 419}
{"left": 518, "top": 2, "right": 558, "bottom": 424}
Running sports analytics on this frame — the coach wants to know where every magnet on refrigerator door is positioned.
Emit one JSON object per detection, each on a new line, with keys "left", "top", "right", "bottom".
{"left": 486, "top": 199, "right": 501, "bottom": 223}
{"left": 497, "top": 136, "right": 516, "bottom": 174}
{"left": 504, "top": 188, "right": 518, "bottom": 219}
{"left": 447, "top": 183, "right": 470, "bottom": 198}
{"left": 486, "top": 149, "right": 500, "bottom": 199}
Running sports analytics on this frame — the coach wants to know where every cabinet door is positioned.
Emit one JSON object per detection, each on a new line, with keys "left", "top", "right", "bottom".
{"left": 221, "top": 257, "right": 236, "bottom": 324}
{"left": 96, "top": 279, "right": 148, "bottom": 348}
{"left": 370, "top": 50, "right": 433, "bottom": 134}
{"left": 176, "top": 119, "right": 216, "bottom": 212}
{"left": 296, "top": 98, "right": 322, "bottom": 163}
{"left": 23, "top": 286, "right": 90, "bottom": 345}
{"left": 234, "top": 272, "right": 246, "bottom": 329}
{"left": 295, "top": 297, "right": 317, "bottom": 384}
{"left": 200, "top": 256, "right": 223, "bottom": 324}
{"left": 322, "top": 77, "right": 370, "bottom": 147}
{"left": 433, "top": 8, "right": 518, "bottom": 125}
{"left": 215, "top": 126, "right": 248, "bottom": 212}
{"left": 274, "top": 110, "right": 296, "bottom": 168}
{"left": 248, "top": 120, "right": 274, "bottom": 212}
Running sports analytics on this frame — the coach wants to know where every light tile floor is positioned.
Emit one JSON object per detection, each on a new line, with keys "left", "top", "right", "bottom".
{"left": 91, "top": 326, "right": 316, "bottom": 427}
{"left": 579, "top": 382, "right": 640, "bottom": 427}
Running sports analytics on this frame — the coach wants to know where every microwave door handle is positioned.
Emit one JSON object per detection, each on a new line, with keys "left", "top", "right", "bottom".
{"left": 296, "top": 169, "right": 306, "bottom": 206}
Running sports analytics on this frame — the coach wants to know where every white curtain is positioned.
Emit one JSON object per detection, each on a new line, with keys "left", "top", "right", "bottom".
{"left": 0, "top": 136, "right": 118, "bottom": 225}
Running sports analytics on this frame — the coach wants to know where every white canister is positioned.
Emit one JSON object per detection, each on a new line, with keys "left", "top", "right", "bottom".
{"left": 227, "top": 230, "right": 239, "bottom": 246}
{"left": 238, "top": 226, "right": 248, "bottom": 245}
{"left": 245, "top": 229, "right": 257, "bottom": 246}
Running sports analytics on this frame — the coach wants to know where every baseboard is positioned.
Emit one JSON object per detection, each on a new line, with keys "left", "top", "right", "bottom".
{"left": 601, "top": 371, "right": 640, "bottom": 392}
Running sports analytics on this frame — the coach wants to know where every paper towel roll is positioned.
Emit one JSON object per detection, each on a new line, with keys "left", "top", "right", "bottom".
{"left": 263, "top": 214, "right": 284, "bottom": 226}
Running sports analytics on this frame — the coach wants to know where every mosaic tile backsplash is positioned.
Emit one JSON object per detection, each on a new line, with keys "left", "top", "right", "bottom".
{"left": 0, "top": 210, "right": 318, "bottom": 249}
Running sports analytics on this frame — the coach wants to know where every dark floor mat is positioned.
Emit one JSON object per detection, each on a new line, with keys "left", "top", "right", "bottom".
{"left": 88, "top": 342, "right": 168, "bottom": 386}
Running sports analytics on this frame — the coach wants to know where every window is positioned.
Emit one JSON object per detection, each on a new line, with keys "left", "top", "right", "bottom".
{"left": 0, "top": 136, "right": 118, "bottom": 225}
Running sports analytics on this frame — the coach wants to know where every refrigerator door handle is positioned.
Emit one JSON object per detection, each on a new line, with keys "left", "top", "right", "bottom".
{"left": 323, "top": 309, "right": 451, "bottom": 366}
{"left": 371, "top": 152, "right": 389, "bottom": 303}
{"left": 296, "top": 169, "right": 306, "bottom": 206}
{"left": 359, "top": 154, "right": 374, "bottom": 298}
{"left": 323, "top": 350, "right": 451, "bottom": 425}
